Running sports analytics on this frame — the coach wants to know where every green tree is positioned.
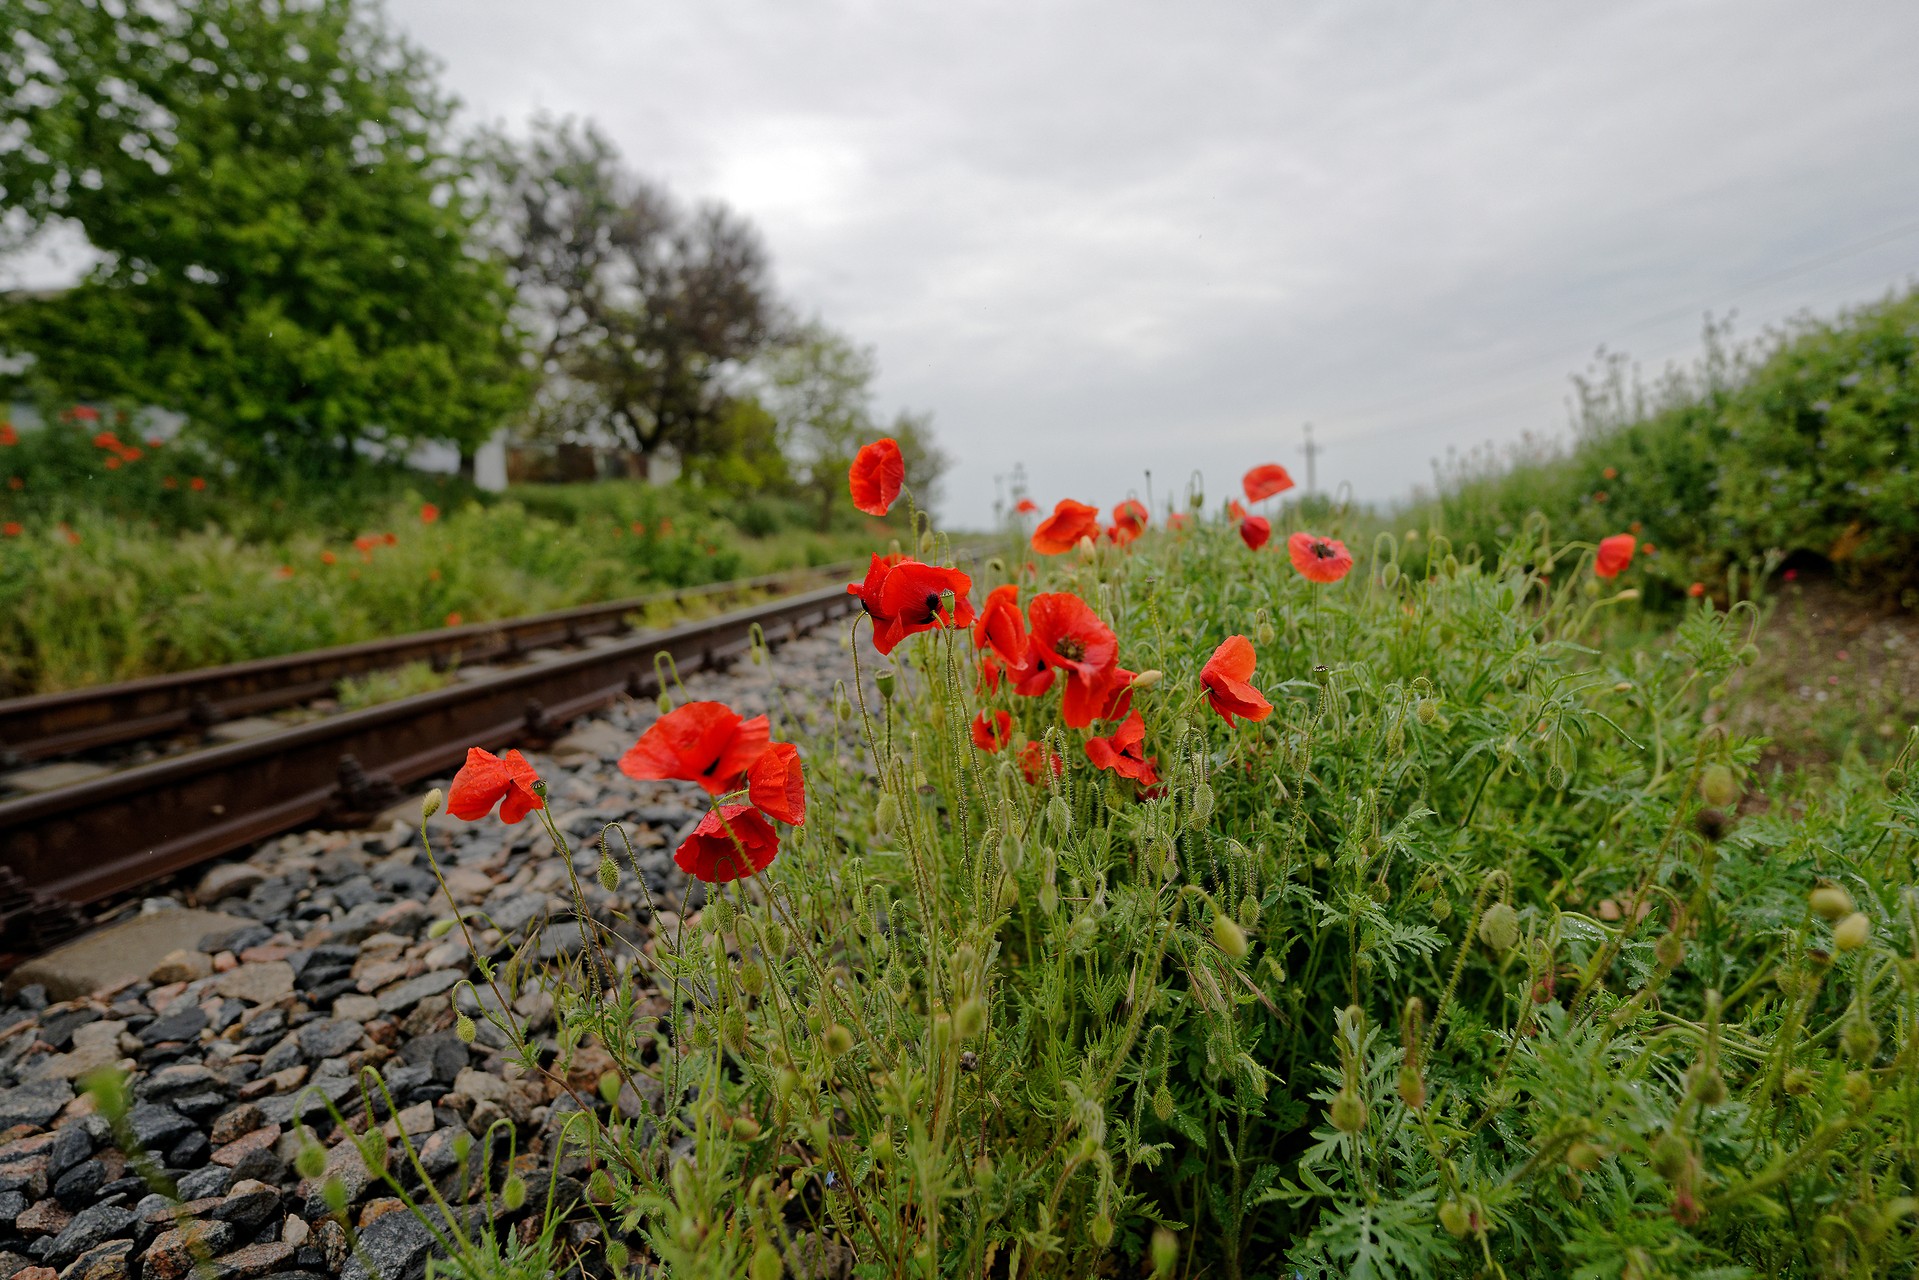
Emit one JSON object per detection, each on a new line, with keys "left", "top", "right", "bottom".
{"left": 480, "top": 118, "right": 777, "bottom": 477}
{"left": 0, "top": 0, "right": 528, "bottom": 481}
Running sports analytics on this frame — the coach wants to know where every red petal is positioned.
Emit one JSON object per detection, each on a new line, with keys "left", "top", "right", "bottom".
{"left": 849, "top": 438, "right": 906, "bottom": 516}
{"left": 446, "top": 748, "right": 509, "bottom": 820}
{"left": 747, "top": 742, "right": 806, "bottom": 824}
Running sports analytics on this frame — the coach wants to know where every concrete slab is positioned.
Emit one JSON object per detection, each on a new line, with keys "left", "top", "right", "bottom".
{"left": 1, "top": 761, "right": 112, "bottom": 795}
{"left": 5, "top": 908, "right": 255, "bottom": 1002}
{"left": 205, "top": 717, "right": 283, "bottom": 744}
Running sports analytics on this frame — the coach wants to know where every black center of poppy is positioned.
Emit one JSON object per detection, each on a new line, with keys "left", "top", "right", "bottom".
{"left": 1056, "top": 638, "right": 1084, "bottom": 662}
{"left": 1312, "top": 541, "right": 1334, "bottom": 558}
{"left": 924, "top": 592, "right": 942, "bottom": 618}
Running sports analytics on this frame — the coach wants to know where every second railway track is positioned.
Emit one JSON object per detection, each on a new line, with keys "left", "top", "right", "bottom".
{"left": 0, "top": 574, "right": 867, "bottom": 958}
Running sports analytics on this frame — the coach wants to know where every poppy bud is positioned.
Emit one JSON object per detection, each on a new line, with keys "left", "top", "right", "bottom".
{"left": 1153, "top": 1083, "right": 1175, "bottom": 1122}
{"left": 1842, "top": 1017, "right": 1879, "bottom": 1063}
{"left": 1416, "top": 699, "right": 1438, "bottom": 725}
{"left": 733, "top": 1115, "right": 762, "bottom": 1141}
{"left": 501, "top": 1173, "right": 527, "bottom": 1211}
{"left": 1188, "top": 782, "right": 1214, "bottom": 829}
{"left": 1213, "top": 913, "right": 1248, "bottom": 959}
{"left": 1091, "top": 1212, "right": 1115, "bottom": 1247}
{"left": 1387, "top": 723, "right": 1406, "bottom": 755}
{"left": 1783, "top": 1066, "right": 1813, "bottom": 1095}
{"left": 360, "top": 1127, "right": 387, "bottom": 1169}
{"left": 1431, "top": 896, "right": 1452, "bottom": 922}
{"left": 295, "top": 1142, "right": 326, "bottom": 1180}
{"left": 607, "top": 1241, "right": 632, "bottom": 1272}
{"left": 1329, "top": 1088, "right": 1366, "bottom": 1134}
{"left": 421, "top": 787, "right": 443, "bottom": 819}
{"left": 1887, "top": 767, "right": 1906, "bottom": 793}
{"left": 1650, "top": 1130, "right": 1689, "bottom": 1179}
{"left": 1809, "top": 882, "right": 1853, "bottom": 920}
{"left": 657, "top": 693, "right": 673, "bottom": 716}
{"left": 1381, "top": 562, "right": 1400, "bottom": 588}
{"left": 1478, "top": 903, "right": 1519, "bottom": 953}
{"left": 954, "top": 997, "right": 986, "bottom": 1040}
{"left": 998, "top": 830, "right": 1022, "bottom": 875}
{"left": 427, "top": 916, "right": 457, "bottom": 939}
{"left": 1397, "top": 1063, "right": 1426, "bottom": 1110}
{"left": 1046, "top": 794, "right": 1072, "bottom": 834}
{"left": 1545, "top": 763, "right": 1565, "bottom": 790}
{"left": 1689, "top": 1063, "right": 1727, "bottom": 1107}
{"left": 823, "top": 1024, "right": 854, "bottom": 1058}
{"left": 455, "top": 1013, "right": 476, "bottom": 1044}
{"left": 589, "top": 1168, "right": 616, "bottom": 1202}
{"left": 737, "top": 958, "right": 765, "bottom": 996}
{"left": 875, "top": 668, "right": 896, "bottom": 701}
{"left": 1150, "top": 1228, "right": 1179, "bottom": 1278}
{"left": 1834, "top": 912, "right": 1870, "bottom": 952}
{"left": 1236, "top": 893, "right": 1261, "bottom": 930}
{"left": 874, "top": 793, "right": 901, "bottom": 836}
{"left": 1565, "top": 1141, "right": 1602, "bottom": 1172}
{"left": 323, "top": 1175, "right": 348, "bottom": 1215}
{"left": 1130, "top": 669, "right": 1163, "bottom": 689}
{"left": 749, "top": 1243, "right": 783, "bottom": 1280}
{"left": 1707, "top": 683, "right": 1728, "bottom": 701}
{"left": 1654, "top": 931, "right": 1684, "bottom": 969}
{"left": 1077, "top": 535, "right": 1096, "bottom": 561}
{"left": 1738, "top": 642, "right": 1760, "bottom": 666}
{"left": 1613, "top": 680, "right": 1633, "bottom": 693}
{"left": 1255, "top": 622, "right": 1275, "bottom": 645}
{"left": 1844, "top": 1070, "right": 1873, "bottom": 1107}
{"left": 1437, "top": 1200, "right": 1470, "bottom": 1238}
{"left": 597, "top": 852, "right": 619, "bottom": 892}
{"left": 597, "top": 1071, "right": 621, "bottom": 1106}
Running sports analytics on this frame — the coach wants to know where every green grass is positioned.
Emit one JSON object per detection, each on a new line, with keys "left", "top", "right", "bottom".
{"left": 419, "top": 506, "right": 1919, "bottom": 1278}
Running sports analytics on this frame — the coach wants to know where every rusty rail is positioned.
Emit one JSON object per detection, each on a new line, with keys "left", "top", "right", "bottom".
{"left": 0, "top": 583, "right": 858, "bottom": 955}
{"left": 0, "top": 560, "right": 860, "bottom": 764}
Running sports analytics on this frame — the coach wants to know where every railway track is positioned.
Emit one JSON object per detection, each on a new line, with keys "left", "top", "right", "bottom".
{"left": 0, "top": 572, "right": 868, "bottom": 958}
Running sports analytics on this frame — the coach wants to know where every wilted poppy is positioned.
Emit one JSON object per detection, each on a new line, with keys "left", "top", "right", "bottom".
{"left": 1287, "top": 532, "right": 1352, "bottom": 584}
{"left": 1031, "top": 499, "right": 1102, "bottom": 555}
{"left": 1018, "top": 740, "right": 1063, "bottom": 785}
{"left": 1085, "top": 712, "right": 1160, "bottom": 786}
{"left": 849, "top": 438, "right": 906, "bottom": 516}
{"left": 1239, "top": 516, "right": 1271, "bottom": 551}
{"left": 1201, "top": 636, "right": 1272, "bottom": 725}
{"left": 1015, "top": 497, "right": 1040, "bottom": 515}
{"left": 619, "top": 701, "right": 772, "bottom": 795}
{"left": 1028, "top": 592, "right": 1121, "bottom": 727}
{"left": 747, "top": 741, "right": 806, "bottom": 824}
{"left": 1242, "top": 464, "right": 1295, "bottom": 503}
{"left": 971, "top": 709, "right": 1014, "bottom": 753}
{"left": 1594, "top": 534, "right": 1635, "bottom": 579}
{"left": 447, "top": 747, "right": 544, "bottom": 824}
{"left": 2, "top": 522, "right": 20, "bottom": 537}
{"left": 848, "top": 554, "right": 975, "bottom": 655}
{"left": 675, "top": 805, "right": 780, "bottom": 883}
{"left": 420, "top": 503, "right": 440, "bottom": 524}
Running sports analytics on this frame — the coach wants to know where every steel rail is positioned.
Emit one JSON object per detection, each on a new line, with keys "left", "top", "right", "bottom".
{"left": 0, "top": 582, "right": 859, "bottom": 955}
{"left": 0, "top": 560, "right": 862, "bottom": 764}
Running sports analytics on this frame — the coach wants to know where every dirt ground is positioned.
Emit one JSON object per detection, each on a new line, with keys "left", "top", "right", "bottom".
{"left": 1712, "top": 576, "right": 1917, "bottom": 774}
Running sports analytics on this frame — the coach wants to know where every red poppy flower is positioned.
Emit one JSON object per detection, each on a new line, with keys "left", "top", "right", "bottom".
{"left": 1687, "top": 582, "right": 1706, "bottom": 598}
{"left": 61, "top": 526, "right": 80, "bottom": 546}
{"left": 1783, "top": 568, "right": 1798, "bottom": 582}
{"left": 658, "top": 518, "right": 674, "bottom": 535}
{"left": 120, "top": 446, "right": 141, "bottom": 462}
{"left": 620, "top": 701, "right": 772, "bottom": 795}
{"left": 70, "top": 405, "right": 100, "bottom": 422}
{"left": 147, "top": 437, "right": 163, "bottom": 448}
{"left": 1593, "top": 491, "right": 1608, "bottom": 503}
{"left": 1201, "top": 636, "right": 1272, "bottom": 725}
{"left": 1085, "top": 712, "right": 1160, "bottom": 786}
{"left": 676, "top": 804, "right": 780, "bottom": 883}
{"left": 1093, "top": 667, "right": 1137, "bottom": 723}
{"left": 1641, "top": 542, "right": 1656, "bottom": 556}
{"left": 973, "top": 584, "right": 1028, "bottom": 666}
{"left": 971, "top": 709, "right": 1014, "bottom": 753}
{"left": 1018, "top": 741, "right": 1063, "bottom": 785}
{"left": 1015, "top": 497, "right": 1040, "bottom": 515}
{"left": 848, "top": 554, "right": 975, "bottom": 655}
{"left": 420, "top": 503, "right": 440, "bottom": 524}
{"left": 104, "top": 456, "right": 122, "bottom": 470}
{"left": 747, "top": 741, "right": 806, "bottom": 824}
{"left": 320, "top": 550, "right": 337, "bottom": 565}
{"left": 274, "top": 565, "right": 294, "bottom": 580}
{"left": 978, "top": 652, "right": 1004, "bottom": 693}
{"left": 1011, "top": 638, "right": 1058, "bottom": 698}
{"left": 1239, "top": 516, "right": 1271, "bottom": 551}
{"left": 1603, "top": 466, "right": 1618, "bottom": 480}
{"left": 1227, "top": 499, "right": 1246, "bottom": 522}
{"left": 1594, "top": 534, "right": 1635, "bottom": 579}
{"left": 1168, "top": 512, "right": 1190, "bottom": 531}
{"left": 1287, "top": 532, "right": 1352, "bottom": 584}
{"left": 445, "top": 611, "right": 463, "bottom": 627}
{"left": 92, "top": 432, "right": 118, "bottom": 450}
{"left": 849, "top": 438, "right": 905, "bottom": 516}
{"left": 2, "top": 522, "right": 20, "bottom": 537}
{"left": 1112, "top": 499, "right": 1148, "bottom": 541}
{"left": 447, "top": 747, "right": 544, "bottom": 824}
{"left": 0, "top": 423, "right": 16, "bottom": 447}
{"left": 1027, "top": 592, "right": 1120, "bottom": 727}
{"left": 190, "top": 477, "right": 206, "bottom": 491}
{"left": 382, "top": 532, "right": 397, "bottom": 546}
{"left": 1242, "top": 464, "right": 1295, "bottom": 503}
{"left": 1031, "top": 499, "right": 1102, "bottom": 555}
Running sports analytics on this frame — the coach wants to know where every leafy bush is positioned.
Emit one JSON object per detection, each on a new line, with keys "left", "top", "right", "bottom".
{"left": 437, "top": 511, "right": 1919, "bottom": 1277}
{"left": 1426, "top": 290, "right": 1919, "bottom": 603}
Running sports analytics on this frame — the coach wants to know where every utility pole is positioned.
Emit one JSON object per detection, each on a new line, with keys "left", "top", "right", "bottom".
{"left": 1302, "top": 422, "right": 1320, "bottom": 494}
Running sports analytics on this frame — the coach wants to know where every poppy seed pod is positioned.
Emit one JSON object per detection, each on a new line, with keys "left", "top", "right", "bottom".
{"left": 1809, "top": 883, "right": 1854, "bottom": 921}
{"left": 874, "top": 668, "right": 896, "bottom": 701}
{"left": 421, "top": 787, "right": 442, "bottom": 819}
{"left": 1833, "top": 912, "right": 1871, "bottom": 951}
{"left": 1077, "top": 534, "right": 1097, "bottom": 561}
{"left": 1478, "top": 903, "right": 1520, "bottom": 953}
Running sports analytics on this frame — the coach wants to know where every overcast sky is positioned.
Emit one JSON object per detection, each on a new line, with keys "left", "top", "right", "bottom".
{"left": 26, "top": 2, "right": 1919, "bottom": 525}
